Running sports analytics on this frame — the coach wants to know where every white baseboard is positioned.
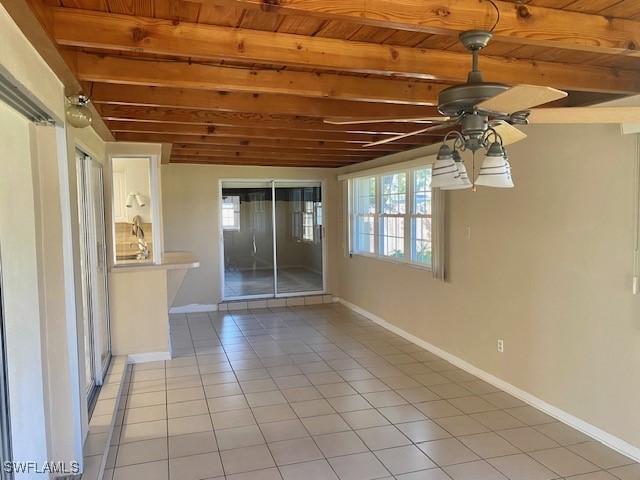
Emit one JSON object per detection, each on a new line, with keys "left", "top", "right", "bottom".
{"left": 127, "top": 351, "right": 171, "bottom": 364}
{"left": 169, "top": 304, "right": 218, "bottom": 314}
{"left": 336, "top": 297, "right": 640, "bottom": 463}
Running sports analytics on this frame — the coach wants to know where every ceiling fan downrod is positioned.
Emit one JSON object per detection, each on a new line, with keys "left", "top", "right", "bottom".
{"left": 459, "top": 30, "right": 493, "bottom": 83}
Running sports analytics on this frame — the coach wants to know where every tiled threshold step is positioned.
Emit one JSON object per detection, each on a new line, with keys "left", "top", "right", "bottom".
{"left": 219, "top": 294, "right": 334, "bottom": 311}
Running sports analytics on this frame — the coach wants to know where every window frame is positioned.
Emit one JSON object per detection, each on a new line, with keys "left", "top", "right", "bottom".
{"left": 349, "top": 164, "right": 437, "bottom": 271}
{"left": 410, "top": 166, "right": 433, "bottom": 267}
{"left": 351, "top": 176, "right": 378, "bottom": 255}
{"left": 378, "top": 172, "right": 408, "bottom": 260}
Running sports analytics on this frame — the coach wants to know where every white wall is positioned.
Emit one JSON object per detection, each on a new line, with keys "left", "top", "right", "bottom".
{"left": 112, "top": 158, "right": 152, "bottom": 223}
{"left": 336, "top": 123, "right": 640, "bottom": 452}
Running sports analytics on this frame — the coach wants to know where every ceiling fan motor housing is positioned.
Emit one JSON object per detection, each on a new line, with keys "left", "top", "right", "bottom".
{"left": 438, "top": 30, "right": 510, "bottom": 118}
{"left": 437, "top": 82, "right": 510, "bottom": 117}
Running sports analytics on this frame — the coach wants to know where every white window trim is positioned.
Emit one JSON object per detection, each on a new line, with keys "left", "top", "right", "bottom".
{"left": 344, "top": 155, "right": 446, "bottom": 280}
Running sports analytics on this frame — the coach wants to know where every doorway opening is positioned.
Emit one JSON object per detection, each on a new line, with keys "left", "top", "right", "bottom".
{"left": 221, "top": 180, "right": 325, "bottom": 300}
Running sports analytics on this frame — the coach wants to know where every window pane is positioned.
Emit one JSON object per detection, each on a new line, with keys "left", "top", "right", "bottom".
{"left": 222, "top": 195, "right": 240, "bottom": 230}
{"left": 355, "top": 176, "right": 376, "bottom": 214}
{"left": 356, "top": 215, "right": 375, "bottom": 254}
{"left": 413, "top": 217, "right": 432, "bottom": 265}
{"left": 381, "top": 217, "right": 404, "bottom": 258}
{"left": 353, "top": 177, "right": 377, "bottom": 254}
{"left": 382, "top": 173, "right": 406, "bottom": 214}
{"left": 303, "top": 201, "right": 314, "bottom": 241}
{"left": 414, "top": 167, "right": 432, "bottom": 215}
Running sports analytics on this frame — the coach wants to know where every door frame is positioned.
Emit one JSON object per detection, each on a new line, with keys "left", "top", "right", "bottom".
{"left": 218, "top": 178, "right": 328, "bottom": 301}
{"left": 0, "top": 248, "right": 13, "bottom": 479}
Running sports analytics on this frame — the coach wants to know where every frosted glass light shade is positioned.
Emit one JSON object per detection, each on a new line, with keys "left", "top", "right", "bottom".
{"left": 443, "top": 161, "right": 473, "bottom": 190}
{"left": 475, "top": 143, "right": 514, "bottom": 188}
{"left": 125, "top": 193, "right": 136, "bottom": 208}
{"left": 66, "top": 96, "right": 92, "bottom": 128}
{"left": 430, "top": 144, "right": 460, "bottom": 189}
{"left": 135, "top": 193, "right": 146, "bottom": 207}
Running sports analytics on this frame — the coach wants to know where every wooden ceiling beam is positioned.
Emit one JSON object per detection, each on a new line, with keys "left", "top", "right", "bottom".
{"left": 96, "top": 104, "right": 441, "bottom": 134}
{"left": 172, "top": 146, "right": 377, "bottom": 157}
{"left": 115, "top": 132, "right": 431, "bottom": 149}
{"left": 170, "top": 157, "right": 347, "bottom": 168}
{"left": 106, "top": 120, "right": 442, "bottom": 143}
{"left": 89, "top": 83, "right": 438, "bottom": 118}
{"left": 105, "top": 119, "right": 445, "bottom": 139}
{"left": 217, "top": 0, "right": 640, "bottom": 57}
{"left": 170, "top": 149, "right": 364, "bottom": 161}
{"left": 67, "top": 51, "right": 444, "bottom": 105}
{"left": 54, "top": 8, "right": 640, "bottom": 93}
{"left": 146, "top": 137, "right": 405, "bottom": 151}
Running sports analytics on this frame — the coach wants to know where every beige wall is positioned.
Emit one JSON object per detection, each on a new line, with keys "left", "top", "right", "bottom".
{"left": 109, "top": 269, "right": 170, "bottom": 356}
{"left": 336, "top": 123, "right": 640, "bottom": 450}
{"left": 162, "top": 164, "right": 339, "bottom": 307}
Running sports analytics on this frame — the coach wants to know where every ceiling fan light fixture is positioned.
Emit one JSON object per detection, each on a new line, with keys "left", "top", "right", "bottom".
{"left": 66, "top": 94, "right": 92, "bottom": 128}
{"left": 475, "top": 142, "right": 514, "bottom": 188}
{"left": 430, "top": 144, "right": 460, "bottom": 189}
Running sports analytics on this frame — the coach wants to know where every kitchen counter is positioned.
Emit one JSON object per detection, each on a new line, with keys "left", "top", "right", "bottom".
{"left": 110, "top": 251, "right": 199, "bottom": 273}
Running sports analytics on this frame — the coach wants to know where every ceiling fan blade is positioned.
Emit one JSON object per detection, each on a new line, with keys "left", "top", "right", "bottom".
{"left": 492, "top": 122, "right": 527, "bottom": 145}
{"left": 325, "top": 116, "right": 449, "bottom": 125}
{"left": 477, "top": 85, "right": 568, "bottom": 114}
{"left": 363, "top": 121, "right": 456, "bottom": 148}
{"left": 528, "top": 106, "right": 640, "bottom": 124}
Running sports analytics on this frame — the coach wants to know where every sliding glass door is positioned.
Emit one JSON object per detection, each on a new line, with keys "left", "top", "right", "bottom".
{"left": 76, "top": 150, "right": 111, "bottom": 410}
{"left": 222, "top": 182, "right": 274, "bottom": 298}
{"left": 275, "top": 183, "right": 323, "bottom": 294}
{"left": 221, "top": 180, "right": 324, "bottom": 299}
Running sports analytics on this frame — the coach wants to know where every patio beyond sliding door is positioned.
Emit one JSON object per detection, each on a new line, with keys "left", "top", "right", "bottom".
{"left": 221, "top": 180, "right": 324, "bottom": 299}
{"left": 274, "top": 182, "right": 324, "bottom": 294}
{"left": 222, "top": 182, "right": 274, "bottom": 298}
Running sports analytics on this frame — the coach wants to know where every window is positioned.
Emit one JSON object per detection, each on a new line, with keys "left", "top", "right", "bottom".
{"left": 349, "top": 165, "right": 438, "bottom": 270}
{"left": 380, "top": 172, "right": 407, "bottom": 258}
{"left": 291, "top": 187, "right": 322, "bottom": 243}
{"left": 222, "top": 195, "right": 240, "bottom": 231}
{"left": 412, "top": 168, "right": 433, "bottom": 265}
{"left": 353, "top": 177, "right": 376, "bottom": 254}
{"left": 303, "top": 200, "right": 314, "bottom": 241}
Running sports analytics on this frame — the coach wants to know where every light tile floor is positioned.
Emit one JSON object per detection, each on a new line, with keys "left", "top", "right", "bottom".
{"left": 104, "top": 304, "right": 638, "bottom": 480}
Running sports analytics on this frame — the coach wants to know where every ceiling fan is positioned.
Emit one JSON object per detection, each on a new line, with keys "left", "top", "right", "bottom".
{"left": 324, "top": 30, "right": 640, "bottom": 189}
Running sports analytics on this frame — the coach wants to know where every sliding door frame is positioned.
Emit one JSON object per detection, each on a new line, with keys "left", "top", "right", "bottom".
{"left": 219, "top": 178, "right": 327, "bottom": 301}
{"left": 76, "top": 149, "right": 111, "bottom": 411}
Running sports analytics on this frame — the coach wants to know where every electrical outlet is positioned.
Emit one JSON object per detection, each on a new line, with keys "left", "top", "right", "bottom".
{"left": 465, "top": 225, "right": 472, "bottom": 240}
{"left": 497, "top": 339, "right": 504, "bottom": 353}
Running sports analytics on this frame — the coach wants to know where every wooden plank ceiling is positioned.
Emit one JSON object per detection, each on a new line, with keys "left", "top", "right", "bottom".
{"left": 27, "top": 0, "right": 640, "bottom": 167}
